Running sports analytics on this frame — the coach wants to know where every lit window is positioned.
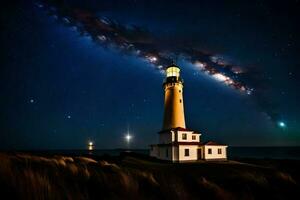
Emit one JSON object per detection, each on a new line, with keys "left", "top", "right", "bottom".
{"left": 208, "top": 149, "right": 212, "bottom": 154}
{"left": 182, "top": 133, "right": 187, "bottom": 140}
{"left": 218, "top": 148, "right": 222, "bottom": 154}
{"left": 185, "top": 149, "right": 189, "bottom": 156}
{"left": 192, "top": 135, "right": 196, "bottom": 140}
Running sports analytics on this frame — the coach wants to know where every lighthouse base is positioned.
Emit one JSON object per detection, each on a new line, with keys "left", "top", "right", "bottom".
{"left": 150, "top": 127, "right": 227, "bottom": 162}
{"left": 150, "top": 143, "right": 227, "bottom": 162}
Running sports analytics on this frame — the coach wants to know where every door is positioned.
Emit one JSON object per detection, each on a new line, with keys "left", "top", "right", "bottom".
{"left": 197, "top": 148, "right": 202, "bottom": 160}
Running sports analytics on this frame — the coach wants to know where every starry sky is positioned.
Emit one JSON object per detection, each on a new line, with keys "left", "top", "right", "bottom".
{"left": 1, "top": 0, "right": 300, "bottom": 149}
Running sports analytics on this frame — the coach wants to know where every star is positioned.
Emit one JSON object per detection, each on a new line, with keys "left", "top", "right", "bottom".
{"left": 29, "top": 99, "right": 35, "bottom": 103}
{"left": 125, "top": 134, "right": 132, "bottom": 142}
{"left": 67, "top": 115, "right": 71, "bottom": 119}
{"left": 278, "top": 121, "right": 286, "bottom": 128}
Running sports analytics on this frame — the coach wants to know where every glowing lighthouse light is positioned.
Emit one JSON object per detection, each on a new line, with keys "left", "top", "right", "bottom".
{"left": 166, "top": 66, "right": 180, "bottom": 77}
{"left": 88, "top": 141, "right": 94, "bottom": 150}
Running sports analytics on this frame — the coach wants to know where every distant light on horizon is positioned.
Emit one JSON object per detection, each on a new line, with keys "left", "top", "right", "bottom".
{"left": 88, "top": 141, "right": 94, "bottom": 150}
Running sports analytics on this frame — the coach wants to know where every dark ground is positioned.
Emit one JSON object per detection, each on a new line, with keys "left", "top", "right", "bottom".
{"left": 0, "top": 152, "right": 299, "bottom": 200}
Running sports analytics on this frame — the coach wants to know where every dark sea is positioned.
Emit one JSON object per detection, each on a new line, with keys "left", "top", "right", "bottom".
{"left": 19, "top": 146, "right": 300, "bottom": 160}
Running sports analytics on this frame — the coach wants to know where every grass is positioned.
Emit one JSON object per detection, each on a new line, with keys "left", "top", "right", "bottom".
{"left": 0, "top": 152, "right": 299, "bottom": 199}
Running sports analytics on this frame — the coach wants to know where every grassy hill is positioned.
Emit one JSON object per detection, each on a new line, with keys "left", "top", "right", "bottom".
{"left": 0, "top": 152, "right": 299, "bottom": 199}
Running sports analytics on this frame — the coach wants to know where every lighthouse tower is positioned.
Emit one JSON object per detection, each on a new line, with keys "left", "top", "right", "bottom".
{"left": 162, "top": 64, "right": 186, "bottom": 130}
{"left": 150, "top": 63, "right": 228, "bottom": 162}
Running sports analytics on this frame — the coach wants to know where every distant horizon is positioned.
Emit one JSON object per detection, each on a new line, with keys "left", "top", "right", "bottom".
{"left": 2, "top": 146, "right": 300, "bottom": 151}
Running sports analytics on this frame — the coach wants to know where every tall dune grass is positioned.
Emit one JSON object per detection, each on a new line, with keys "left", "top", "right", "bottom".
{"left": 0, "top": 153, "right": 299, "bottom": 200}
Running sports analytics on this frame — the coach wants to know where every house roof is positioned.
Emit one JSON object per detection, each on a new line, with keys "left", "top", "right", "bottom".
{"left": 203, "top": 141, "right": 227, "bottom": 146}
{"left": 158, "top": 127, "right": 200, "bottom": 134}
{"left": 150, "top": 141, "right": 202, "bottom": 147}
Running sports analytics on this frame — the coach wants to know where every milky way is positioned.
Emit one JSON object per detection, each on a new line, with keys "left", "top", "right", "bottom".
{"left": 36, "top": 0, "right": 281, "bottom": 124}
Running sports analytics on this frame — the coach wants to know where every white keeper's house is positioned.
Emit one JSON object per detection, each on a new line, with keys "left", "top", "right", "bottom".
{"left": 150, "top": 64, "right": 228, "bottom": 162}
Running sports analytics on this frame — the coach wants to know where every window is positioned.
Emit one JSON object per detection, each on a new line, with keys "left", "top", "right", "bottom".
{"left": 166, "top": 66, "right": 180, "bottom": 77}
{"left": 179, "top": 90, "right": 181, "bottom": 93}
{"left": 208, "top": 148, "right": 212, "bottom": 154}
{"left": 185, "top": 149, "right": 189, "bottom": 156}
{"left": 182, "top": 133, "right": 187, "bottom": 140}
{"left": 179, "top": 99, "right": 182, "bottom": 103}
{"left": 192, "top": 135, "right": 196, "bottom": 140}
{"left": 166, "top": 148, "right": 169, "bottom": 157}
{"left": 218, "top": 148, "right": 222, "bottom": 154}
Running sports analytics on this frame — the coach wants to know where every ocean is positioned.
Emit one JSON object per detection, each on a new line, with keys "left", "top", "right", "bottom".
{"left": 227, "top": 146, "right": 300, "bottom": 160}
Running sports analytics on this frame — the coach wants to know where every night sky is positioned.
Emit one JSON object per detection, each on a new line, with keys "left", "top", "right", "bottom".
{"left": 1, "top": 0, "right": 300, "bottom": 149}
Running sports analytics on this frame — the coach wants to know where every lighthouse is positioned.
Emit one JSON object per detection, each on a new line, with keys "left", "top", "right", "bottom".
{"left": 150, "top": 63, "right": 228, "bottom": 162}
{"left": 162, "top": 64, "right": 186, "bottom": 130}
